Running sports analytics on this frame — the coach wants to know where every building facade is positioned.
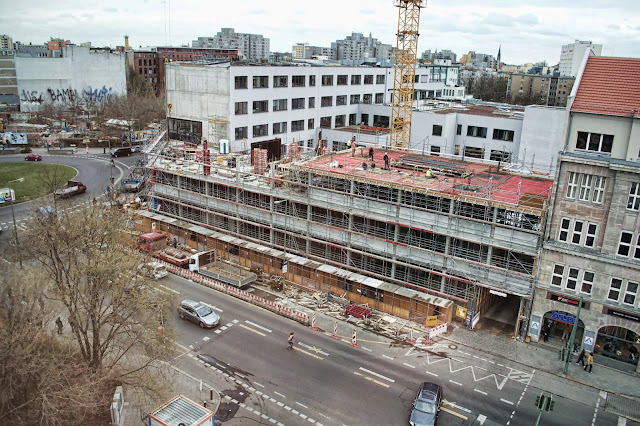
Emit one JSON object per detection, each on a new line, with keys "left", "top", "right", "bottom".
{"left": 0, "top": 35, "right": 12, "bottom": 50}
{"left": 530, "top": 56, "right": 640, "bottom": 373}
{"left": 506, "top": 73, "right": 575, "bottom": 107}
{"left": 0, "top": 48, "right": 19, "bottom": 110}
{"left": 193, "top": 28, "right": 270, "bottom": 61}
{"left": 165, "top": 62, "right": 465, "bottom": 151}
{"left": 331, "top": 32, "right": 395, "bottom": 61}
{"left": 559, "top": 40, "right": 602, "bottom": 77}
{"left": 15, "top": 45, "right": 126, "bottom": 112}
{"left": 421, "top": 49, "right": 457, "bottom": 64}
{"left": 292, "top": 43, "right": 334, "bottom": 60}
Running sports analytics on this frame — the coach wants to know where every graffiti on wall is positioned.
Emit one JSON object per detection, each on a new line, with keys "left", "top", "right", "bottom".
{"left": 20, "top": 85, "right": 115, "bottom": 105}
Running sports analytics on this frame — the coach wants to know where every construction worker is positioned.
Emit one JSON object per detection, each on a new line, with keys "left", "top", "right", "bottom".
{"left": 369, "top": 146, "right": 374, "bottom": 161}
{"left": 384, "top": 152, "right": 390, "bottom": 170}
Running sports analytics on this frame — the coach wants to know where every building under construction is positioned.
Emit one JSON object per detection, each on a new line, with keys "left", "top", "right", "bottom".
{"left": 137, "top": 131, "right": 553, "bottom": 331}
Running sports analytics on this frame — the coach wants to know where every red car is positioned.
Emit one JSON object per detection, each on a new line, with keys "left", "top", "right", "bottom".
{"left": 25, "top": 154, "right": 43, "bottom": 161}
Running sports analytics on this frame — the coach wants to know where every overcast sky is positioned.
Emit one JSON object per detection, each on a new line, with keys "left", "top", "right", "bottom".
{"left": 3, "top": 0, "right": 639, "bottom": 65}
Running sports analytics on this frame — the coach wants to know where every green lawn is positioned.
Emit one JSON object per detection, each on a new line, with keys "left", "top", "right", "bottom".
{"left": 0, "top": 162, "right": 77, "bottom": 203}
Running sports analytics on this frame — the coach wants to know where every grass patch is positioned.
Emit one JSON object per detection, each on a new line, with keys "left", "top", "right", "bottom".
{"left": 0, "top": 162, "right": 77, "bottom": 203}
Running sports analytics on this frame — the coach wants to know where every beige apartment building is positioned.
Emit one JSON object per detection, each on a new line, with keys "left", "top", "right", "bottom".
{"left": 507, "top": 73, "right": 575, "bottom": 107}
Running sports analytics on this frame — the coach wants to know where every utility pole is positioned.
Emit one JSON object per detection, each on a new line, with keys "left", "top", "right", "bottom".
{"left": 563, "top": 296, "right": 583, "bottom": 375}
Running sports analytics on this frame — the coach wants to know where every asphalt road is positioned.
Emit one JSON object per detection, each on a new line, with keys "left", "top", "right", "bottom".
{"left": 0, "top": 151, "right": 138, "bottom": 247}
{"left": 161, "top": 274, "right": 623, "bottom": 426}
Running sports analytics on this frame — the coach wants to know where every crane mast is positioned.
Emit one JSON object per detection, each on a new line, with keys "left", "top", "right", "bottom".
{"left": 390, "top": 0, "right": 424, "bottom": 149}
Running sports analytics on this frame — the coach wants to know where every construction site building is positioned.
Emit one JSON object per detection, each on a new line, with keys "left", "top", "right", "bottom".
{"left": 138, "top": 131, "right": 553, "bottom": 331}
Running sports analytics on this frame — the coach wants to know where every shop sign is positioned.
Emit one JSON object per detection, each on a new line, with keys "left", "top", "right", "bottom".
{"left": 547, "top": 292, "right": 589, "bottom": 308}
{"left": 606, "top": 308, "right": 640, "bottom": 323}
{"left": 550, "top": 311, "right": 575, "bottom": 324}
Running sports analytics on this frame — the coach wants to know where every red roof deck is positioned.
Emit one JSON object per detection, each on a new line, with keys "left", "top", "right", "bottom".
{"left": 295, "top": 149, "right": 553, "bottom": 210}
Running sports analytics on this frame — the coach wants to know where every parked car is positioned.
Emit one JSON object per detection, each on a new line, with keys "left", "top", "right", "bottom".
{"left": 409, "top": 382, "right": 442, "bottom": 426}
{"left": 132, "top": 145, "right": 142, "bottom": 153}
{"left": 25, "top": 153, "right": 43, "bottom": 161}
{"left": 177, "top": 299, "right": 220, "bottom": 328}
{"left": 111, "top": 147, "right": 132, "bottom": 157}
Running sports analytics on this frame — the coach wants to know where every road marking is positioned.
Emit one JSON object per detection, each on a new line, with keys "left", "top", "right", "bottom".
{"left": 382, "top": 355, "right": 394, "bottom": 360}
{"left": 200, "top": 301, "right": 223, "bottom": 312}
{"left": 276, "top": 401, "right": 284, "bottom": 407}
{"left": 274, "top": 391, "right": 286, "bottom": 398}
{"left": 425, "top": 371, "right": 438, "bottom": 377}
{"left": 299, "top": 342, "right": 329, "bottom": 356}
{"left": 440, "top": 406, "right": 467, "bottom": 420}
{"left": 284, "top": 406, "right": 291, "bottom": 411}
{"left": 159, "top": 284, "right": 179, "bottom": 294}
{"left": 403, "top": 362, "right": 416, "bottom": 369}
{"left": 214, "top": 330, "right": 222, "bottom": 334}
{"left": 293, "top": 346, "right": 324, "bottom": 360}
{"left": 501, "top": 398, "right": 514, "bottom": 405}
{"left": 474, "top": 389, "right": 488, "bottom": 396}
{"left": 238, "top": 323, "right": 266, "bottom": 336}
{"left": 300, "top": 414, "right": 308, "bottom": 419}
{"left": 477, "top": 414, "right": 487, "bottom": 424}
{"left": 361, "top": 347, "right": 372, "bottom": 352}
{"left": 358, "top": 367, "right": 395, "bottom": 383}
{"left": 202, "top": 336, "right": 210, "bottom": 341}
{"left": 292, "top": 409, "right": 299, "bottom": 415}
{"left": 254, "top": 382, "right": 265, "bottom": 388}
{"left": 296, "top": 402, "right": 308, "bottom": 409}
{"left": 318, "top": 413, "right": 331, "bottom": 419}
{"left": 353, "top": 371, "right": 390, "bottom": 388}
{"left": 245, "top": 320, "right": 272, "bottom": 333}
{"left": 449, "top": 380, "right": 462, "bottom": 386}
{"left": 216, "top": 363, "right": 226, "bottom": 369}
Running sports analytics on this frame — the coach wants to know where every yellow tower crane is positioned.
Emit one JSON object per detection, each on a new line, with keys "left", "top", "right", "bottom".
{"left": 390, "top": 0, "right": 425, "bottom": 149}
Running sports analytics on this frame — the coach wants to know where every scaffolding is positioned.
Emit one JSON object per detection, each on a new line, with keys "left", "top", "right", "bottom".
{"left": 144, "top": 138, "right": 551, "bottom": 317}
{"left": 207, "top": 116, "right": 228, "bottom": 152}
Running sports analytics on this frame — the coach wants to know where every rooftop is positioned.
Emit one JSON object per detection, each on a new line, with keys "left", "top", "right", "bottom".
{"left": 571, "top": 56, "right": 640, "bottom": 118}
{"left": 289, "top": 149, "right": 553, "bottom": 212}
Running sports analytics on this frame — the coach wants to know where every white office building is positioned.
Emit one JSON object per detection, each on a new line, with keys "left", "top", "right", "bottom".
{"left": 559, "top": 40, "right": 602, "bottom": 77}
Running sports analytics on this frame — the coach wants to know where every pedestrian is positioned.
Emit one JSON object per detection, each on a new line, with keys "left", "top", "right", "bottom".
{"left": 542, "top": 323, "right": 550, "bottom": 342}
{"left": 287, "top": 332, "right": 295, "bottom": 349}
{"left": 351, "top": 139, "right": 356, "bottom": 157}
{"left": 173, "top": 237, "right": 178, "bottom": 248}
{"left": 383, "top": 152, "right": 390, "bottom": 170}
{"left": 562, "top": 325, "right": 570, "bottom": 342}
{"left": 575, "top": 348, "right": 586, "bottom": 367}
{"left": 68, "top": 317, "right": 76, "bottom": 334}
{"left": 55, "top": 316, "right": 63, "bottom": 335}
{"left": 584, "top": 351, "right": 594, "bottom": 373}
{"left": 369, "top": 146, "right": 374, "bottom": 161}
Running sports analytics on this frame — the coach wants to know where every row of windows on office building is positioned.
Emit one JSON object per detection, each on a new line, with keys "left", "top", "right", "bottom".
{"left": 235, "top": 114, "right": 356, "bottom": 139}
{"left": 235, "top": 93, "right": 385, "bottom": 115}
{"left": 431, "top": 124, "right": 515, "bottom": 141}
{"left": 234, "top": 74, "right": 386, "bottom": 89}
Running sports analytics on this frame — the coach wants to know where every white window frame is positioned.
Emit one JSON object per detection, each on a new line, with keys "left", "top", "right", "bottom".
{"left": 579, "top": 175, "right": 592, "bottom": 201}
{"left": 592, "top": 176, "right": 606, "bottom": 204}
{"left": 566, "top": 267, "right": 579, "bottom": 291}
{"left": 571, "top": 220, "right": 584, "bottom": 245}
{"left": 566, "top": 172, "right": 578, "bottom": 199}
{"left": 628, "top": 182, "right": 640, "bottom": 211}
{"left": 558, "top": 218, "right": 571, "bottom": 242}
{"left": 618, "top": 231, "right": 633, "bottom": 257}
{"left": 623, "top": 281, "right": 638, "bottom": 306}
{"left": 607, "top": 278, "right": 622, "bottom": 302}
{"left": 585, "top": 223, "right": 597, "bottom": 248}
{"left": 550, "top": 264, "right": 564, "bottom": 287}
{"left": 580, "top": 270, "right": 595, "bottom": 295}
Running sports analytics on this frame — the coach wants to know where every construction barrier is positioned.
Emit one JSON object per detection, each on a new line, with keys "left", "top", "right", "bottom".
{"left": 349, "top": 328, "right": 360, "bottom": 348}
{"left": 330, "top": 321, "right": 340, "bottom": 339}
{"left": 405, "top": 327, "right": 416, "bottom": 345}
{"left": 161, "top": 261, "right": 309, "bottom": 325}
{"left": 428, "top": 323, "right": 448, "bottom": 340}
{"left": 309, "top": 312, "right": 319, "bottom": 331}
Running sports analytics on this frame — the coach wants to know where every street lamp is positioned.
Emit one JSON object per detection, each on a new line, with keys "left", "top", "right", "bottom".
{"left": 274, "top": 199, "right": 288, "bottom": 293}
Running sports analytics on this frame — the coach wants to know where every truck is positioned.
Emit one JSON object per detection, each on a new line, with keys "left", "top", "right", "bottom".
{"left": 189, "top": 250, "right": 257, "bottom": 288}
{"left": 54, "top": 180, "right": 87, "bottom": 198}
{"left": 137, "top": 232, "right": 194, "bottom": 268}
{"left": 121, "top": 179, "right": 143, "bottom": 193}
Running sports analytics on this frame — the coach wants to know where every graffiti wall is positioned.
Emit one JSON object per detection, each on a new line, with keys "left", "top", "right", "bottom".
{"left": 1, "top": 133, "right": 28, "bottom": 145}
{"left": 16, "top": 45, "right": 126, "bottom": 112}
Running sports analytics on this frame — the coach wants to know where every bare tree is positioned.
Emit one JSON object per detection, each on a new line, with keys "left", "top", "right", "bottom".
{"left": 107, "top": 93, "right": 165, "bottom": 147}
{"left": 20, "top": 203, "right": 174, "bottom": 374}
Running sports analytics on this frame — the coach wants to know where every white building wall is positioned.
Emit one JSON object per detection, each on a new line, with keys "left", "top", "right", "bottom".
{"left": 15, "top": 45, "right": 126, "bottom": 112}
{"left": 519, "top": 106, "right": 566, "bottom": 175}
{"left": 559, "top": 41, "right": 602, "bottom": 77}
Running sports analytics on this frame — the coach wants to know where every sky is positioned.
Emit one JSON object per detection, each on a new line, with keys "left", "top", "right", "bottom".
{"left": 2, "top": 0, "right": 639, "bottom": 65}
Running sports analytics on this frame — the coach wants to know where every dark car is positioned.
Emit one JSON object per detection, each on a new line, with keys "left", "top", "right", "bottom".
{"left": 409, "top": 382, "right": 442, "bottom": 426}
{"left": 177, "top": 299, "right": 220, "bottom": 328}
{"left": 25, "top": 153, "right": 43, "bottom": 161}
{"left": 111, "top": 147, "right": 132, "bottom": 157}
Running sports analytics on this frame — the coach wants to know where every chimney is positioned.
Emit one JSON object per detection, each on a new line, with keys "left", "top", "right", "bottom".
{"left": 124, "top": 35, "right": 130, "bottom": 50}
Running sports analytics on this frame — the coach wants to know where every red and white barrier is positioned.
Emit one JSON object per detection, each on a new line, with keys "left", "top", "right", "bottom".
{"left": 330, "top": 321, "right": 340, "bottom": 339}
{"left": 309, "top": 312, "right": 319, "bottom": 331}
{"left": 428, "top": 323, "right": 448, "bottom": 340}
{"left": 349, "top": 328, "right": 360, "bottom": 348}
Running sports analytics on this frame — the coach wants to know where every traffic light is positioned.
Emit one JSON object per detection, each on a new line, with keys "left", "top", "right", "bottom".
{"left": 547, "top": 396, "right": 555, "bottom": 411}
{"left": 535, "top": 394, "right": 542, "bottom": 408}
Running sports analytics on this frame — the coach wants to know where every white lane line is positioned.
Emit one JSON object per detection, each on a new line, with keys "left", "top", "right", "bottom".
{"left": 497, "top": 363, "right": 504, "bottom": 367}
{"left": 361, "top": 347, "right": 372, "bottom": 352}
{"left": 298, "top": 342, "right": 330, "bottom": 356}
{"left": 284, "top": 406, "right": 291, "bottom": 411}
{"left": 359, "top": 367, "right": 395, "bottom": 383}
{"left": 473, "top": 355, "right": 479, "bottom": 359}
{"left": 474, "top": 389, "right": 488, "bottom": 396}
{"left": 214, "top": 330, "right": 222, "bottom": 334}
{"left": 216, "top": 363, "right": 226, "bottom": 369}
{"left": 274, "top": 391, "right": 286, "bottom": 398}
{"left": 449, "top": 380, "right": 462, "bottom": 386}
{"left": 382, "top": 354, "right": 394, "bottom": 360}
{"left": 501, "top": 398, "right": 514, "bottom": 405}
{"left": 245, "top": 320, "right": 272, "bottom": 333}
{"left": 292, "top": 409, "right": 299, "bottom": 415}
{"left": 277, "top": 401, "right": 284, "bottom": 407}
{"left": 296, "top": 401, "right": 309, "bottom": 409}
{"left": 159, "top": 284, "right": 179, "bottom": 294}
{"left": 425, "top": 371, "right": 439, "bottom": 377}
{"left": 300, "top": 414, "right": 308, "bottom": 419}
{"left": 318, "top": 413, "right": 331, "bottom": 419}
{"left": 403, "top": 362, "right": 416, "bottom": 369}
{"left": 254, "top": 382, "right": 265, "bottom": 388}
{"left": 202, "top": 336, "right": 210, "bottom": 341}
